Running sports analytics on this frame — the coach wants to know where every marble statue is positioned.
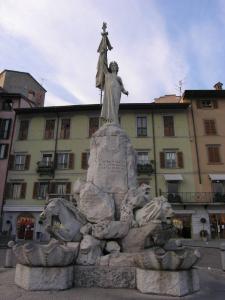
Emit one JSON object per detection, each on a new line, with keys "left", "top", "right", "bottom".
{"left": 39, "top": 198, "right": 86, "bottom": 242}
{"left": 96, "top": 22, "right": 128, "bottom": 124}
{"left": 12, "top": 23, "right": 201, "bottom": 296}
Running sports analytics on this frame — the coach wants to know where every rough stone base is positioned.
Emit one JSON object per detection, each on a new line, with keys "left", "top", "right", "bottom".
{"left": 136, "top": 268, "right": 199, "bottom": 296}
{"left": 15, "top": 264, "right": 73, "bottom": 290}
{"left": 74, "top": 266, "right": 136, "bottom": 288}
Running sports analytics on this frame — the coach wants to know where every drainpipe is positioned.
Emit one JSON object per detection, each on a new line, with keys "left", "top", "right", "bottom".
{"left": 151, "top": 110, "right": 158, "bottom": 196}
{"left": 53, "top": 113, "right": 60, "bottom": 179}
{"left": 190, "top": 100, "right": 201, "bottom": 184}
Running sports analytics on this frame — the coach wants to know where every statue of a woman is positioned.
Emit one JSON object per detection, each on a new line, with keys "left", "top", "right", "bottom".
{"left": 96, "top": 23, "right": 128, "bottom": 124}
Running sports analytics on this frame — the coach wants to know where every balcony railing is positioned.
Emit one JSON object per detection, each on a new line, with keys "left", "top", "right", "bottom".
{"left": 46, "top": 194, "right": 74, "bottom": 203}
{"left": 37, "top": 161, "right": 55, "bottom": 175}
{"left": 161, "top": 192, "right": 225, "bottom": 204}
{"left": 137, "top": 162, "right": 154, "bottom": 175}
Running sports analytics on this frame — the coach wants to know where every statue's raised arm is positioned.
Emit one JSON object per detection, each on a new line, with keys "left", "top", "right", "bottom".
{"left": 96, "top": 23, "right": 128, "bottom": 124}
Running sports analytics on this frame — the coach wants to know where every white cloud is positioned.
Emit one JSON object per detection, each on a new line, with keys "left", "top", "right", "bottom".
{"left": 44, "top": 91, "right": 73, "bottom": 107}
{"left": 0, "top": 0, "right": 190, "bottom": 105}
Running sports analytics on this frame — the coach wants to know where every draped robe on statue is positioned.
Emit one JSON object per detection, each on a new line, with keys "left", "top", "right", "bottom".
{"left": 96, "top": 34, "right": 126, "bottom": 124}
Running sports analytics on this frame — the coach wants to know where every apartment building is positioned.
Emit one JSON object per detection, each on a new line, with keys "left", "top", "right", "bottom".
{"left": 2, "top": 102, "right": 195, "bottom": 240}
{"left": 0, "top": 70, "right": 46, "bottom": 228}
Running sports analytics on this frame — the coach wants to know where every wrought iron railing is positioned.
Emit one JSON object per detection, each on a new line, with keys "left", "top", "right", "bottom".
{"left": 37, "top": 161, "right": 55, "bottom": 175}
{"left": 46, "top": 194, "right": 74, "bottom": 203}
{"left": 161, "top": 192, "right": 225, "bottom": 204}
{"left": 137, "top": 162, "right": 154, "bottom": 175}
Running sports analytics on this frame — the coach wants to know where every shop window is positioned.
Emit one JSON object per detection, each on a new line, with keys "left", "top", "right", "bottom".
{"left": 44, "top": 119, "right": 55, "bottom": 139}
{"left": 210, "top": 214, "right": 225, "bottom": 239}
{"left": 137, "top": 116, "right": 147, "bottom": 137}
{"left": 60, "top": 119, "right": 70, "bottom": 139}
{"left": 17, "top": 214, "right": 35, "bottom": 240}
{"left": 172, "top": 215, "right": 191, "bottom": 239}
{"left": 18, "top": 120, "right": 29, "bottom": 140}
{"left": 163, "top": 116, "right": 174, "bottom": 136}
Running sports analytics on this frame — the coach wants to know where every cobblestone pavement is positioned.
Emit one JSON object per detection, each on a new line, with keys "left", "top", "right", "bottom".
{"left": 0, "top": 267, "right": 225, "bottom": 300}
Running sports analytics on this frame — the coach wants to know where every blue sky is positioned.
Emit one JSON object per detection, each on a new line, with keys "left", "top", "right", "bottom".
{"left": 0, "top": 0, "right": 225, "bottom": 106}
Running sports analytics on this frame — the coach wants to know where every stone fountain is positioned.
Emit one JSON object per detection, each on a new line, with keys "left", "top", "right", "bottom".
{"left": 9, "top": 23, "right": 201, "bottom": 297}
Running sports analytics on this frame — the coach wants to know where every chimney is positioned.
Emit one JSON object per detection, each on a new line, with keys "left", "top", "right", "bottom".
{"left": 214, "top": 82, "right": 223, "bottom": 90}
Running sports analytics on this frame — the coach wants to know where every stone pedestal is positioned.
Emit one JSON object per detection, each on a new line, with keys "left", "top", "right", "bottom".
{"left": 15, "top": 264, "right": 73, "bottom": 290}
{"left": 136, "top": 268, "right": 199, "bottom": 297}
{"left": 74, "top": 266, "right": 136, "bottom": 288}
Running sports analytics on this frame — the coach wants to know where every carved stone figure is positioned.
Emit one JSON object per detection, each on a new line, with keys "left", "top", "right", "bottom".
{"left": 135, "top": 195, "right": 174, "bottom": 227}
{"left": 9, "top": 239, "right": 79, "bottom": 267}
{"left": 76, "top": 235, "right": 103, "bottom": 265}
{"left": 39, "top": 198, "right": 86, "bottom": 242}
{"left": 96, "top": 22, "right": 128, "bottom": 124}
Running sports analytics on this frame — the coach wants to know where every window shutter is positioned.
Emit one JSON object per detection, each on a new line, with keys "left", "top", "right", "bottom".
{"left": 19, "top": 120, "right": 29, "bottom": 140}
{"left": 160, "top": 152, "right": 165, "bottom": 168}
{"left": 4, "top": 183, "right": 11, "bottom": 199}
{"left": 49, "top": 182, "right": 56, "bottom": 194}
{"left": 81, "top": 153, "right": 88, "bottom": 169}
{"left": 54, "top": 153, "right": 58, "bottom": 168}
{"left": 89, "top": 117, "right": 99, "bottom": 137}
{"left": 66, "top": 182, "right": 71, "bottom": 194}
{"left": 6, "top": 119, "right": 12, "bottom": 139}
{"left": 69, "top": 153, "right": 74, "bottom": 169}
{"left": 213, "top": 100, "right": 218, "bottom": 109}
{"left": 8, "top": 155, "right": 15, "bottom": 170}
{"left": 20, "top": 183, "right": 27, "bottom": 199}
{"left": 4, "top": 144, "right": 9, "bottom": 159}
{"left": 204, "top": 120, "right": 210, "bottom": 135}
{"left": 196, "top": 101, "right": 202, "bottom": 109}
{"left": 33, "top": 182, "right": 39, "bottom": 199}
{"left": 25, "top": 155, "right": 31, "bottom": 170}
{"left": 164, "top": 116, "right": 174, "bottom": 136}
{"left": 177, "top": 152, "right": 184, "bottom": 168}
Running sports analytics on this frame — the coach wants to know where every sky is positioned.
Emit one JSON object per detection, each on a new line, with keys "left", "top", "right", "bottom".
{"left": 0, "top": 0, "right": 225, "bottom": 106}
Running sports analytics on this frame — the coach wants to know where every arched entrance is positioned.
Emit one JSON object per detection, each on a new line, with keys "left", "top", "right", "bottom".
{"left": 17, "top": 214, "right": 35, "bottom": 240}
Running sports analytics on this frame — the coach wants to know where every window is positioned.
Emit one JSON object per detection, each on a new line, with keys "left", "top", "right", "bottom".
{"left": 137, "top": 116, "right": 147, "bottom": 137}
{"left": 81, "top": 152, "right": 90, "bottom": 169}
{"left": 2, "top": 100, "right": 12, "bottom": 111}
{"left": 42, "top": 153, "right": 53, "bottom": 166}
{"left": 204, "top": 120, "right": 217, "bottom": 135}
{"left": 60, "top": 119, "right": 70, "bottom": 139}
{"left": 212, "top": 181, "right": 225, "bottom": 194}
{"left": 137, "top": 152, "right": 149, "bottom": 165}
{"left": 0, "top": 144, "right": 8, "bottom": 159}
{"left": 44, "top": 120, "right": 55, "bottom": 139}
{"left": 197, "top": 100, "right": 218, "bottom": 109}
{"left": 56, "top": 183, "right": 67, "bottom": 195}
{"left": 33, "top": 182, "right": 49, "bottom": 200}
{"left": 14, "top": 155, "right": 26, "bottom": 170}
{"left": 18, "top": 120, "right": 29, "bottom": 140}
{"left": 160, "top": 151, "right": 183, "bottom": 168}
{"left": 5, "top": 183, "right": 26, "bottom": 199}
{"left": 163, "top": 116, "right": 174, "bottom": 136}
{"left": 207, "top": 145, "right": 221, "bottom": 163}
{"left": 57, "top": 153, "right": 69, "bottom": 169}
{"left": 89, "top": 117, "right": 99, "bottom": 137}
{"left": 0, "top": 119, "right": 11, "bottom": 139}
{"left": 168, "top": 182, "right": 179, "bottom": 194}
{"left": 165, "top": 152, "right": 176, "bottom": 168}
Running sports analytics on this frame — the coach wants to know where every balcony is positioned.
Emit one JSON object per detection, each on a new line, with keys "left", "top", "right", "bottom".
{"left": 37, "top": 161, "right": 55, "bottom": 176}
{"left": 46, "top": 194, "right": 73, "bottom": 203}
{"left": 161, "top": 192, "right": 225, "bottom": 204}
{"left": 137, "top": 162, "right": 154, "bottom": 175}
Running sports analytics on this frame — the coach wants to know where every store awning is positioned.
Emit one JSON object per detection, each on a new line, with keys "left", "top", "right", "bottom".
{"left": 163, "top": 174, "right": 183, "bottom": 181}
{"left": 209, "top": 174, "right": 225, "bottom": 181}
